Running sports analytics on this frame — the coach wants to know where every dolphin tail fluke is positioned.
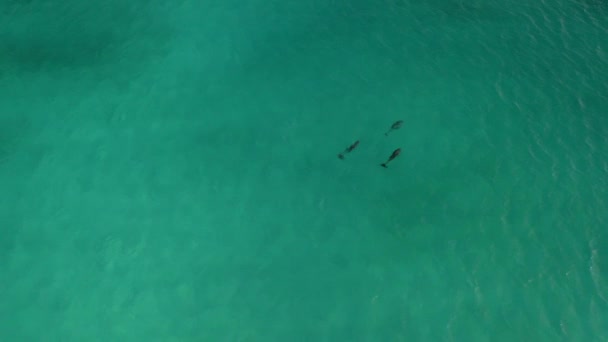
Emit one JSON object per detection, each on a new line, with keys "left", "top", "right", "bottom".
{"left": 381, "top": 163, "right": 387, "bottom": 168}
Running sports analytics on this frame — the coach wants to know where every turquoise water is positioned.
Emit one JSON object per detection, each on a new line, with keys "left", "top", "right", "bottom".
{"left": 1, "top": 0, "right": 608, "bottom": 340}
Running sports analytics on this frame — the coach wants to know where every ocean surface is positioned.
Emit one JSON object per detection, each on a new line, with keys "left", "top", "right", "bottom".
{"left": 1, "top": 0, "right": 608, "bottom": 340}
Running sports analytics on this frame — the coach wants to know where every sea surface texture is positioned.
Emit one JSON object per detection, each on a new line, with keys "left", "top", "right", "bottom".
{"left": 1, "top": 0, "right": 608, "bottom": 340}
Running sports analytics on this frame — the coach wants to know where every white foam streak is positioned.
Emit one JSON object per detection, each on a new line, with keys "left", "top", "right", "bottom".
{"left": 589, "top": 239, "right": 607, "bottom": 305}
